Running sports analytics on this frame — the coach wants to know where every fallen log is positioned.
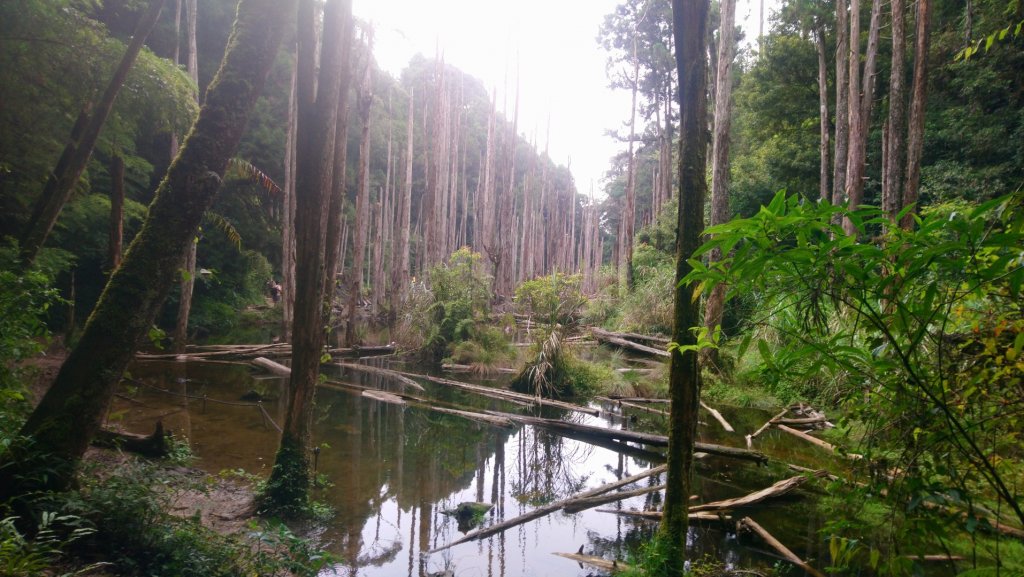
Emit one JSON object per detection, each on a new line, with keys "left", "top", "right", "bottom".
{"left": 94, "top": 421, "right": 169, "bottom": 458}
{"left": 598, "top": 396, "right": 670, "bottom": 417}
{"left": 485, "top": 410, "right": 769, "bottom": 464}
{"left": 361, "top": 390, "right": 405, "bottom": 405}
{"left": 595, "top": 509, "right": 730, "bottom": 523}
{"left": 701, "top": 401, "right": 735, "bottom": 432}
{"left": 429, "top": 465, "right": 667, "bottom": 553}
{"left": 591, "top": 328, "right": 669, "bottom": 358}
{"left": 738, "top": 517, "right": 826, "bottom": 577}
{"left": 589, "top": 329, "right": 671, "bottom": 346}
{"left": 318, "top": 382, "right": 513, "bottom": 429}
{"left": 552, "top": 552, "right": 631, "bottom": 573}
{"left": 442, "top": 363, "right": 517, "bottom": 374}
{"left": 397, "top": 370, "right": 600, "bottom": 416}
{"left": 748, "top": 408, "right": 789, "bottom": 446}
{"left": 252, "top": 356, "right": 291, "bottom": 377}
{"left": 334, "top": 362, "right": 425, "bottom": 391}
{"left": 603, "top": 396, "right": 670, "bottom": 404}
{"left": 690, "top": 475, "right": 806, "bottom": 513}
{"left": 563, "top": 484, "right": 666, "bottom": 513}
{"left": 776, "top": 416, "right": 828, "bottom": 426}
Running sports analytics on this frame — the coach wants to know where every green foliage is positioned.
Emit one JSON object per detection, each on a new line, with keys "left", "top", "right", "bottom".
{"left": 615, "top": 244, "right": 676, "bottom": 334}
{"left": 0, "top": 511, "right": 100, "bottom": 577}
{"left": 44, "top": 460, "right": 333, "bottom": 577}
{"left": 511, "top": 331, "right": 610, "bottom": 399}
{"left": 514, "top": 272, "right": 586, "bottom": 328}
{"left": 689, "top": 190, "right": 1024, "bottom": 568}
{"left": 419, "top": 248, "right": 495, "bottom": 363}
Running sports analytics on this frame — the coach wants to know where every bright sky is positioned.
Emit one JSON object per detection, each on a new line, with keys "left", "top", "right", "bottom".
{"left": 352, "top": 0, "right": 775, "bottom": 199}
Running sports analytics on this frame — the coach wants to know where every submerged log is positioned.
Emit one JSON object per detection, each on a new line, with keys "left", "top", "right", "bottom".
{"left": 552, "top": 552, "right": 631, "bottom": 573}
{"left": 563, "top": 484, "right": 666, "bottom": 513}
{"left": 442, "top": 363, "right": 517, "bottom": 374}
{"left": 94, "top": 421, "right": 169, "bottom": 457}
{"left": 361, "top": 390, "right": 404, "bottom": 405}
{"left": 486, "top": 410, "right": 769, "bottom": 464}
{"left": 138, "top": 342, "right": 395, "bottom": 361}
{"left": 591, "top": 327, "right": 670, "bottom": 358}
{"left": 430, "top": 464, "right": 667, "bottom": 553}
{"left": 738, "top": 517, "right": 826, "bottom": 577}
{"left": 598, "top": 396, "right": 670, "bottom": 417}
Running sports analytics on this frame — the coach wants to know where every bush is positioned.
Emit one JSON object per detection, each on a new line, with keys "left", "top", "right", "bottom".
{"left": 514, "top": 273, "right": 586, "bottom": 329}
{"left": 418, "top": 248, "right": 498, "bottom": 364}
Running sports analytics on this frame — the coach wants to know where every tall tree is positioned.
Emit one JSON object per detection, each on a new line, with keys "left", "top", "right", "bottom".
{"left": 661, "top": 0, "right": 708, "bottom": 574}
{"left": 18, "top": 0, "right": 167, "bottom": 268}
{"left": 264, "top": 0, "right": 351, "bottom": 514}
{"left": 901, "top": 0, "right": 931, "bottom": 230}
{"left": 0, "top": 0, "right": 297, "bottom": 500}
{"left": 883, "top": 0, "right": 907, "bottom": 222}
{"left": 703, "top": 0, "right": 736, "bottom": 371}
{"left": 390, "top": 87, "right": 414, "bottom": 319}
{"left": 843, "top": 0, "right": 882, "bottom": 236}
{"left": 173, "top": 0, "right": 200, "bottom": 353}
{"left": 832, "top": 0, "right": 850, "bottom": 208}
{"left": 620, "top": 37, "right": 641, "bottom": 293}
{"left": 346, "top": 32, "right": 374, "bottom": 347}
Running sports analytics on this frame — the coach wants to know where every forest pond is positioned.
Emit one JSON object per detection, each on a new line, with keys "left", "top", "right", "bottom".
{"left": 113, "top": 358, "right": 843, "bottom": 577}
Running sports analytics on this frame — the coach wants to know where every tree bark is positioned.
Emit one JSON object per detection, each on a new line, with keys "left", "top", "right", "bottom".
{"left": 390, "top": 88, "right": 414, "bottom": 320}
{"left": 265, "top": 0, "right": 351, "bottom": 514}
{"left": 620, "top": 42, "right": 641, "bottom": 293}
{"left": 663, "top": 0, "right": 709, "bottom": 573}
{"left": 902, "top": 0, "right": 931, "bottom": 230}
{"left": 844, "top": 0, "right": 881, "bottom": 236}
{"left": 703, "top": 0, "right": 736, "bottom": 370}
{"left": 19, "top": 0, "right": 167, "bottom": 268}
{"left": 883, "top": 0, "right": 907, "bottom": 223}
{"left": 816, "top": 25, "right": 831, "bottom": 202}
{"left": 281, "top": 51, "right": 298, "bottom": 341}
{"left": 0, "top": 0, "right": 297, "bottom": 501}
{"left": 173, "top": 0, "right": 200, "bottom": 353}
{"left": 832, "top": 0, "right": 850, "bottom": 208}
{"left": 346, "top": 37, "right": 373, "bottom": 347}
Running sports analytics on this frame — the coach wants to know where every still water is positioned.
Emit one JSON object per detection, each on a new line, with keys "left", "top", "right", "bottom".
{"left": 115, "top": 358, "right": 838, "bottom": 576}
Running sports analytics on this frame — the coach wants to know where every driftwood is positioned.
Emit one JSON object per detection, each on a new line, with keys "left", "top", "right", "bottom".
{"left": 690, "top": 475, "right": 806, "bottom": 512}
{"left": 138, "top": 342, "right": 395, "bottom": 361}
{"left": 430, "top": 465, "right": 667, "bottom": 553}
{"left": 747, "top": 408, "right": 789, "bottom": 447}
{"left": 776, "top": 424, "right": 835, "bottom": 451}
{"left": 94, "top": 421, "right": 169, "bottom": 457}
{"left": 595, "top": 508, "right": 730, "bottom": 523}
{"left": 397, "top": 370, "right": 600, "bottom": 416}
{"left": 700, "top": 401, "right": 735, "bottom": 432}
{"left": 334, "top": 362, "right": 425, "bottom": 391}
{"left": 738, "top": 517, "right": 826, "bottom": 577}
{"left": 486, "top": 410, "right": 769, "bottom": 464}
{"left": 318, "top": 382, "right": 513, "bottom": 429}
{"left": 591, "top": 328, "right": 669, "bottom": 358}
{"left": 552, "top": 552, "right": 631, "bottom": 573}
{"left": 776, "top": 416, "right": 828, "bottom": 426}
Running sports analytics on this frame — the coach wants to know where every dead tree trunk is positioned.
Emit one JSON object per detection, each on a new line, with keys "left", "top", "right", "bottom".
{"left": 346, "top": 37, "right": 374, "bottom": 347}
{"left": 620, "top": 42, "right": 641, "bottom": 293}
{"left": 816, "top": 25, "right": 831, "bottom": 201}
{"left": 390, "top": 88, "right": 414, "bottom": 320}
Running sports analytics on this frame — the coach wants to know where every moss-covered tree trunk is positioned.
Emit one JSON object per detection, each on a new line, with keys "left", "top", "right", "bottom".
{"left": 0, "top": 0, "right": 297, "bottom": 502}
{"left": 263, "top": 0, "right": 351, "bottom": 516}
{"left": 661, "top": 0, "right": 708, "bottom": 573}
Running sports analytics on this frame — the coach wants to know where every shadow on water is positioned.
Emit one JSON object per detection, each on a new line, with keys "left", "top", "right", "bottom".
{"left": 116, "top": 359, "right": 844, "bottom": 577}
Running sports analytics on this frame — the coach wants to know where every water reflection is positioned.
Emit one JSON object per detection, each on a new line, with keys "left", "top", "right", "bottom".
{"left": 116, "top": 359, "right": 832, "bottom": 577}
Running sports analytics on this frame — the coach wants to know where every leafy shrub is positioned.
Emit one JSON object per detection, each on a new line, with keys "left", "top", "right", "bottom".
{"left": 514, "top": 272, "right": 586, "bottom": 329}
{"left": 417, "top": 248, "right": 499, "bottom": 363}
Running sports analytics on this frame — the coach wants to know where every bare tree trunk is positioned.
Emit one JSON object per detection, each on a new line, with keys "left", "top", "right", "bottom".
{"left": 844, "top": 0, "right": 881, "bottom": 236}
{"left": 883, "top": 0, "right": 907, "bottom": 222}
{"left": 843, "top": 0, "right": 862, "bottom": 226}
{"left": 816, "top": 25, "right": 831, "bottom": 201}
{"left": 173, "top": 0, "right": 200, "bottom": 354}
{"left": 902, "top": 0, "right": 931, "bottom": 230}
{"left": 0, "top": 0, "right": 295, "bottom": 500}
{"left": 832, "top": 0, "right": 850, "bottom": 207}
{"left": 282, "top": 55, "right": 298, "bottom": 341}
{"left": 662, "top": 0, "right": 709, "bottom": 572}
{"left": 703, "top": 0, "right": 736, "bottom": 371}
{"left": 620, "top": 44, "right": 641, "bottom": 293}
{"left": 346, "top": 39, "right": 374, "bottom": 346}
{"left": 108, "top": 155, "right": 125, "bottom": 270}
{"left": 390, "top": 88, "right": 414, "bottom": 320}
{"left": 19, "top": 0, "right": 167, "bottom": 268}
{"left": 266, "top": 0, "right": 351, "bottom": 514}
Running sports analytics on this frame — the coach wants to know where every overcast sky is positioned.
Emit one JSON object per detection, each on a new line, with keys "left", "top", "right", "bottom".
{"left": 352, "top": 0, "right": 774, "bottom": 198}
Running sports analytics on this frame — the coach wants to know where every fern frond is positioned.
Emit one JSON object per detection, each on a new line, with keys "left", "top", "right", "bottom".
{"left": 227, "top": 158, "right": 282, "bottom": 196}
